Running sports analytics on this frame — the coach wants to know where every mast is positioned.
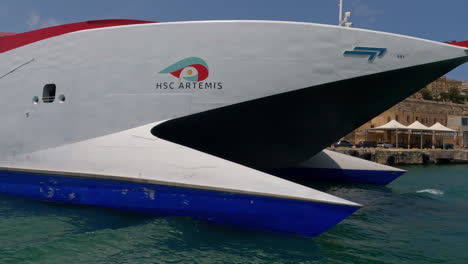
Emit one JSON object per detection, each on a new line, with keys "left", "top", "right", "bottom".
{"left": 338, "top": 0, "right": 343, "bottom": 25}
{"left": 338, "top": 0, "right": 352, "bottom": 27}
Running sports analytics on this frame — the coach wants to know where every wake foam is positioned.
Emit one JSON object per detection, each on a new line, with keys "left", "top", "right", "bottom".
{"left": 416, "top": 189, "right": 444, "bottom": 196}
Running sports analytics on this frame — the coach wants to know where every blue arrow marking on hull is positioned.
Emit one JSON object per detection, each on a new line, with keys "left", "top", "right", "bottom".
{"left": 354, "top": 47, "right": 387, "bottom": 57}
{"left": 344, "top": 50, "right": 379, "bottom": 61}
{"left": 343, "top": 47, "right": 387, "bottom": 61}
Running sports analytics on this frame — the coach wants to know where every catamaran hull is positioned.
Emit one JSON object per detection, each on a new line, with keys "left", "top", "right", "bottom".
{"left": 269, "top": 149, "right": 406, "bottom": 185}
{"left": 269, "top": 167, "right": 404, "bottom": 185}
{"left": 0, "top": 121, "right": 361, "bottom": 237}
{"left": 0, "top": 169, "right": 358, "bottom": 237}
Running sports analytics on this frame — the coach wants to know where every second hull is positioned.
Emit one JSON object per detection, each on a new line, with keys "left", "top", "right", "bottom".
{"left": 268, "top": 167, "right": 404, "bottom": 185}
{"left": 268, "top": 149, "right": 406, "bottom": 185}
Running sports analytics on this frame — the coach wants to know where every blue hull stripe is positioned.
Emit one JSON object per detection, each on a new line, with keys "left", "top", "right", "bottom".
{"left": 268, "top": 168, "right": 405, "bottom": 185}
{"left": 0, "top": 170, "right": 359, "bottom": 237}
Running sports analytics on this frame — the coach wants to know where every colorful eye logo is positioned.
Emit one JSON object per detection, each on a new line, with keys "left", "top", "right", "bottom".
{"left": 159, "top": 57, "right": 209, "bottom": 81}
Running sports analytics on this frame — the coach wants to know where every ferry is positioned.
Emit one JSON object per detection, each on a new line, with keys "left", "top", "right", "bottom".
{"left": 0, "top": 19, "right": 467, "bottom": 236}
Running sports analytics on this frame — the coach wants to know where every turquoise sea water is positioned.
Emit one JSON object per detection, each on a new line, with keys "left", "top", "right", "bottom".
{"left": 1, "top": 164, "right": 468, "bottom": 264}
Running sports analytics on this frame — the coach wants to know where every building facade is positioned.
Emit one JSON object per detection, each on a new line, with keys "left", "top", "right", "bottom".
{"left": 461, "top": 81, "right": 468, "bottom": 95}
{"left": 447, "top": 116, "right": 468, "bottom": 148}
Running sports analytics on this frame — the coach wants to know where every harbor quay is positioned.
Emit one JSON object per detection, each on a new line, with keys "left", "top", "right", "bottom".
{"left": 329, "top": 147, "right": 468, "bottom": 165}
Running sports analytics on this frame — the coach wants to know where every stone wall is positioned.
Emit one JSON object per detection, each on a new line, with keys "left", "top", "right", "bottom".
{"left": 331, "top": 148, "right": 468, "bottom": 165}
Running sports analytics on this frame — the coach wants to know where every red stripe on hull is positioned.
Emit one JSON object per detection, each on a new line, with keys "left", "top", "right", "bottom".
{"left": 449, "top": 40, "right": 468, "bottom": 48}
{"left": 0, "top": 32, "right": 18, "bottom": 37}
{"left": 0, "top": 19, "right": 155, "bottom": 53}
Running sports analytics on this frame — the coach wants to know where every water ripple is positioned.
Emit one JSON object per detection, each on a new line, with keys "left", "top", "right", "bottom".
{"left": 1, "top": 164, "right": 468, "bottom": 263}
{"left": 416, "top": 189, "right": 444, "bottom": 195}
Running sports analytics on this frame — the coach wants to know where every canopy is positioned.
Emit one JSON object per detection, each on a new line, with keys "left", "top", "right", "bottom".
{"left": 368, "top": 120, "right": 408, "bottom": 130}
{"left": 429, "top": 122, "right": 457, "bottom": 132}
{"left": 406, "top": 121, "right": 431, "bottom": 131}
{"left": 366, "top": 119, "right": 456, "bottom": 149}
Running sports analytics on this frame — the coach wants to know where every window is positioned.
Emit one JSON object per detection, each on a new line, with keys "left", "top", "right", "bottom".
{"left": 42, "top": 84, "right": 56, "bottom": 103}
{"left": 395, "top": 115, "right": 399, "bottom": 121}
{"left": 387, "top": 116, "right": 391, "bottom": 122}
{"left": 407, "top": 116, "right": 410, "bottom": 123}
{"left": 462, "top": 118, "right": 468, "bottom": 126}
{"left": 416, "top": 116, "right": 418, "bottom": 121}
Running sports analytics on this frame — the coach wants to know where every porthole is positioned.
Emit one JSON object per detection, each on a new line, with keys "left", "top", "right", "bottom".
{"left": 32, "top": 96, "right": 39, "bottom": 104}
{"left": 58, "top": 94, "right": 66, "bottom": 103}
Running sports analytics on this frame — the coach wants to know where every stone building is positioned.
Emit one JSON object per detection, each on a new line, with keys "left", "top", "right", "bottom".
{"left": 410, "top": 76, "right": 465, "bottom": 100}
{"left": 461, "top": 81, "right": 468, "bottom": 95}
{"left": 425, "top": 76, "right": 464, "bottom": 97}
{"left": 448, "top": 115, "right": 468, "bottom": 148}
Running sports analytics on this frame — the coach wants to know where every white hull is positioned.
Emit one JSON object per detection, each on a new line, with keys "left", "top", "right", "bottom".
{"left": 1, "top": 20, "right": 467, "bottom": 166}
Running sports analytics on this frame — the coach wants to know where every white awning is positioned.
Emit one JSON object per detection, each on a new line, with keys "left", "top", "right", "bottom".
{"left": 367, "top": 120, "right": 456, "bottom": 134}
{"left": 429, "top": 122, "right": 457, "bottom": 132}
{"left": 407, "top": 121, "right": 431, "bottom": 131}
{"left": 368, "top": 120, "right": 408, "bottom": 130}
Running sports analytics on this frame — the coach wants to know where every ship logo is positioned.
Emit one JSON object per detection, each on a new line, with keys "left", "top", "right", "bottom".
{"left": 343, "top": 47, "right": 387, "bottom": 61}
{"left": 159, "top": 57, "right": 209, "bottom": 81}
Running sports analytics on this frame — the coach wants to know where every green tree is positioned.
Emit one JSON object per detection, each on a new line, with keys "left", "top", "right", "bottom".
{"left": 420, "top": 88, "right": 433, "bottom": 100}
{"left": 440, "top": 87, "right": 465, "bottom": 104}
{"left": 440, "top": 91, "right": 449, "bottom": 102}
{"left": 447, "top": 87, "right": 464, "bottom": 104}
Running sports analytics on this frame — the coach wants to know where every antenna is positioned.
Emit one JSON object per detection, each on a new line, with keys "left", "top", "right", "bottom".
{"left": 338, "top": 0, "right": 352, "bottom": 27}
